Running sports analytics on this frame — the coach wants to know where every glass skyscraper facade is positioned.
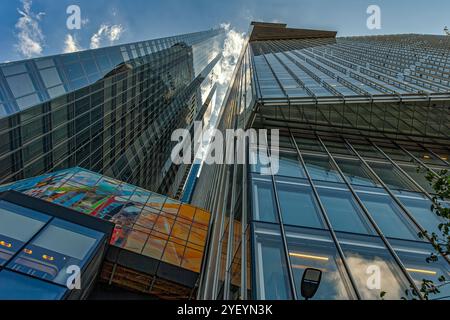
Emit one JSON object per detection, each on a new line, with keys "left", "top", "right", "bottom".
{"left": 192, "top": 22, "right": 450, "bottom": 300}
{"left": 0, "top": 28, "right": 225, "bottom": 196}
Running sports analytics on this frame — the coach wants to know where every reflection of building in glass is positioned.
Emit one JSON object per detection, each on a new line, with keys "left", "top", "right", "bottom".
{"left": 0, "top": 28, "right": 225, "bottom": 197}
{"left": 192, "top": 22, "right": 450, "bottom": 300}
{"left": 0, "top": 167, "right": 211, "bottom": 299}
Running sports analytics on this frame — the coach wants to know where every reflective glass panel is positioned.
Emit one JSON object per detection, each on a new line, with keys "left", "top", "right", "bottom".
{"left": 8, "top": 219, "right": 103, "bottom": 286}
{"left": 303, "top": 155, "right": 343, "bottom": 183}
{"left": 335, "top": 158, "right": 379, "bottom": 187}
{"left": 251, "top": 175, "right": 278, "bottom": 223}
{"left": 0, "top": 201, "right": 50, "bottom": 266}
{"left": 276, "top": 177, "right": 324, "bottom": 229}
{"left": 286, "top": 227, "right": 355, "bottom": 300}
{"left": 338, "top": 233, "right": 412, "bottom": 300}
{"left": 254, "top": 223, "right": 293, "bottom": 300}
{"left": 0, "top": 270, "right": 66, "bottom": 300}
{"left": 316, "top": 184, "right": 374, "bottom": 235}
{"left": 357, "top": 190, "right": 419, "bottom": 241}
{"left": 277, "top": 152, "right": 306, "bottom": 178}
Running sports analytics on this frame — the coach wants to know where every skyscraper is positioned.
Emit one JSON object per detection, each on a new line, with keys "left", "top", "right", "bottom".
{"left": 192, "top": 22, "right": 450, "bottom": 300}
{"left": 0, "top": 28, "right": 225, "bottom": 196}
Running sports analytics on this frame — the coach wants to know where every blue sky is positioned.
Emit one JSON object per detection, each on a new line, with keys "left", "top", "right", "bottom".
{"left": 1, "top": 0, "right": 450, "bottom": 62}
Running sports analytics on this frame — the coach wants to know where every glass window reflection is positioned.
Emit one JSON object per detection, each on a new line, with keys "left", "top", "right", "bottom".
{"left": 276, "top": 177, "right": 324, "bottom": 229}
{"left": 251, "top": 175, "right": 279, "bottom": 223}
{"left": 286, "top": 227, "right": 355, "bottom": 300}
{"left": 8, "top": 219, "right": 103, "bottom": 286}
{"left": 397, "top": 193, "right": 444, "bottom": 236}
{"left": 254, "top": 223, "right": 293, "bottom": 300}
{"left": 277, "top": 151, "right": 305, "bottom": 178}
{"left": 335, "top": 158, "right": 379, "bottom": 187}
{"left": 338, "top": 233, "right": 412, "bottom": 300}
{"left": 392, "top": 239, "right": 450, "bottom": 301}
{"left": 316, "top": 183, "right": 374, "bottom": 235}
{"left": 0, "top": 201, "right": 50, "bottom": 266}
{"left": 303, "top": 155, "right": 343, "bottom": 183}
{"left": 368, "top": 162, "right": 418, "bottom": 192}
{"left": 357, "top": 190, "right": 420, "bottom": 241}
{"left": 0, "top": 270, "right": 66, "bottom": 300}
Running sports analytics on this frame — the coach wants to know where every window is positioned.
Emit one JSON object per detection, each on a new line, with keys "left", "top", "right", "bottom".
{"left": 0, "top": 271, "right": 66, "bottom": 300}
{"left": 64, "top": 63, "right": 85, "bottom": 81}
{"left": 6, "top": 73, "right": 36, "bottom": 98}
{"left": 249, "top": 147, "right": 271, "bottom": 175}
{"left": 48, "top": 85, "right": 66, "bottom": 99}
{"left": 16, "top": 94, "right": 41, "bottom": 110}
{"left": 0, "top": 201, "right": 50, "bottom": 266}
{"left": 254, "top": 223, "right": 293, "bottom": 300}
{"left": 277, "top": 152, "right": 305, "bottom": 178}
{"left": 81, "top": 59, "right": 99, "bottom": 76}
{"left": 8, "top": 219, "right": 103, "bottom": 286}
{"left": 251, "top": 175, "right": 278, "bottom": 223}
{"left": 294, "top": 137, "right": 324, "bottom": 153}
{"left": 392, "top": 239, "right": 450, "bottom": 301}
{"left": 397, "top": 194, "right": 444, "bottom": 236}
{"left": 276, "top": 177, "right": 324, "bottom": 229}
{"left": 368, "top": 162, "right": 418, "bottom": 192}
{"left": 40, "top": 68, "right": 62, "bottom": 88}
{"left": 287, "top": 227, "right": 355, "bottom": 300}
{"left": 338, "top": 233, "right": 412, "bottom": 300}
{"left": 357, "top": 190, "right": 419, "bottom": 241}
{"left": 2, "top": 63, "right": 27, "bottom": 76}
{"left": 335, "top": 158, "right": 379, "bottom": 187}
{"left": 400, "top": 165, "right": 435, "bottom": 194}
{"left": 303, "top": 155, "right": 343, "bottom": 183}
{"left": 316, "top": 184, "right": 374, "bottom": 235}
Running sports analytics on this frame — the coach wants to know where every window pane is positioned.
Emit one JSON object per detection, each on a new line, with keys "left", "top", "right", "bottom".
{"left": 254, "top": 224, "right": 293, "bottom": 300}
{"left": 294, "top": 137, "right": 324, "bottom": 152}
{"left": 286, "top": 227, "right": 355, "bottom": 300}
{"left": 276, "top": 177, "right": 324, "bottom": 229}
{"left": 0, "top": 201, "right": 50, "bottom": 266}
{"left": 277, "top": 152, "right": 305, "bottom": 178}
{"left": 357, "top": 190, "right": 419, "bottom": 241}
{"left": 303, "top": 155, "right": 343, "bottom": 183}
{"left": 397, "top": 194, "right": 444, "bottom": 236}
{"left": 6, "top": 73, "right": 36, "bottom": 98}
{"left": 392, "top": 239, "right": 450, "bottom": 301}
{"left": 81, "top": 59, "right": 99, "bottom": 76}
{"left": 39, "top": 68, "right": 62, "bottom": 88}
{"left": 8, "top": 219, "right": 103, "bottom": 285}
{"left": 317, "top": 184, "right": 374, "bottom": 235}
{"left": 335, "top": 158, "right": 379, "bottom": 187}
{"left": 400, "top": 166, "right": 435, "bottom": 194}
{"left": 0, "top": 271, "right": 66, "bottom": 300}
{"left": 368, "top": 162, "right": 418, "bottom": 192}
{"left": 64, "top": 63, "right": 85, "bottom": 81}
{"left": 249, "top": 147, "right": 271, "bottom": 174}
{"left": 338, "top": 233, "right": 412, "bottom": 300}
{"left": 251, "top": 175, "right": 278, "bottom": 223}
{"left": 2, "top": 63, "right": 27, "bottom": 76}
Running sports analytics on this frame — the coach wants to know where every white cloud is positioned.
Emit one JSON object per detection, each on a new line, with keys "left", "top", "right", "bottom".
{"left": 15, "top": 0, "right": 45, "bottom": 58}
{"left": 90, "top": 24, "right": 124, "bottom": 49}
{"left": 209, "top": 26, "right": 246, "bottom": 122}
{"left": 63, "top": 34, "right": 82, "bottom": 53}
